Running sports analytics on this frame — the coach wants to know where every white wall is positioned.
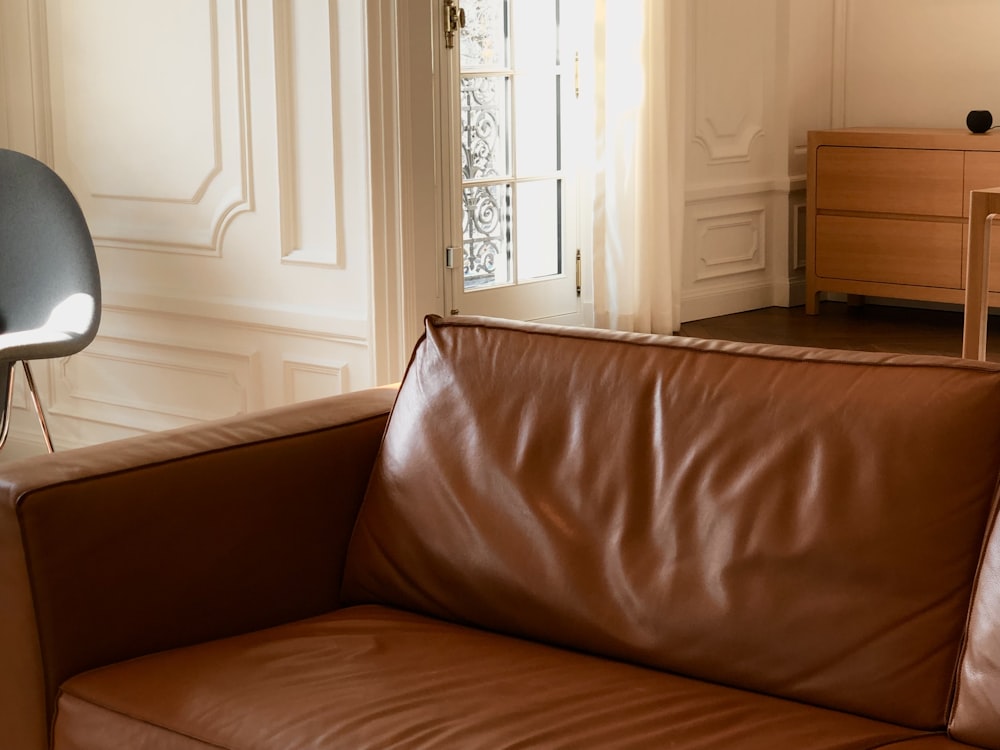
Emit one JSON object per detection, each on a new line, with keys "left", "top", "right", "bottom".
{"left": 839, "top": 0, "right": 1000, "bottom": 129}
{"left": 1, "top": 0, "right": 381, "bottom": 457}
{"left": 787, "top": 0, "right": 1000, "bottom": 144}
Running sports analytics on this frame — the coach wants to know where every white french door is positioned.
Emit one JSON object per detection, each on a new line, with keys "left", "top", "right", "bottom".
{"left": 439, "top": 0, "right": 582, "bottom": 322}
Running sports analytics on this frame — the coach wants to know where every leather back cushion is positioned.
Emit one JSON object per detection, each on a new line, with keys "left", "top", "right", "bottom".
{"left": 342, "top": 316, "right": 1000, "bottom": 730}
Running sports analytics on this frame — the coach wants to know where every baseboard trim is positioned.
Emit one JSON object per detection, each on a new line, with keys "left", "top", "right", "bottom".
{"left": 784, "top": 278, "right": 807, "bottom": 308}
{"left": 681, "top": 279, "right": 806, "bottom": 323}
{"left": 681, "top": 283, "right": 773, "bottom": 323}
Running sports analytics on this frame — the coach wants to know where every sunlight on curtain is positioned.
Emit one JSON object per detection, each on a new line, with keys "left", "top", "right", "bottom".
{"left": 590, "top": 0, "right": 683, "bottom": 334}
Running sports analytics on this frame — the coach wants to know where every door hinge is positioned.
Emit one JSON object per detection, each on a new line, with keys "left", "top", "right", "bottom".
{"left": 444, "top": 0, "right": 466, "bottom": 49}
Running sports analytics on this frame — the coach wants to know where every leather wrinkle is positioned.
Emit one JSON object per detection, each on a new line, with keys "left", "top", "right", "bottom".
{"left": 54, "top": 605, "right": 935, "bottom": 749}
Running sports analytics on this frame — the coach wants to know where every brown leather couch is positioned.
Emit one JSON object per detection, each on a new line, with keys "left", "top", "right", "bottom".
{"left": 6, "top": 315, "right": 1000, "bottom": 749}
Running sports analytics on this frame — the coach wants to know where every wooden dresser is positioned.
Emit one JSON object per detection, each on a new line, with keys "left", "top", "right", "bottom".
{"left": 806, "top": 128, "right": 1000, "bottom": 314}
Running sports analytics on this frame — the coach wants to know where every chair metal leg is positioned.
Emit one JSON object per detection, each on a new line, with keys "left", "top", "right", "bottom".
{"left": 21, "top": 361, "right": 55, "bottom": 453}
{"left": 0, "top": 362, "right": 14, "bottom": 451}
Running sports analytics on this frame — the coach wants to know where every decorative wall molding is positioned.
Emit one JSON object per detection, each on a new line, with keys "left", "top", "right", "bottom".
{"left": 47, "top": 0, "right": 253, "bottom": 255}
{"left": 49, "top": 336, "right": 261, "bottom": 431}
{"left": 686, "top": 178, "right": 797, "bottom": 203}
{"left": 693, "top": 121, "right": 766, "bottom": 167}
{"left": 101, "top": 289, "right": 370, "bottom": 344}
{"left": 282, "top": 358, "right": 348, "bottom": 403}
{"left": 27, "top": 0, "right": 54, "bottom": 160}
{"left": 0, "top": 0, "right": 55, "bottom": 158}
{"left": 274, "top": 0, "right": 345, "bottom": 267}
{"left": 691, "top": 0, "right": 766, "bottom": 164}
{"left": 78, "top": 302, "right": 374, "bottom": 427}
{"left": 692, "top": 204, "right": 766, "bottom": 282}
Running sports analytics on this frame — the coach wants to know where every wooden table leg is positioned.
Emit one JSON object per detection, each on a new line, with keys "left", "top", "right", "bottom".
{"left": 963, "top": 188, "right": 1000, "bottom": 360}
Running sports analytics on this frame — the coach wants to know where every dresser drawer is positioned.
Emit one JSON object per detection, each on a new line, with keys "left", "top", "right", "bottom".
{"left": 964, "top": 151, "right": 1000, "bottom": 217}
{"left": 816, "top": 146, "right": 964, "bottom": 217}
{"left": 816, "top": 215, "right": 962, "bottom": 288}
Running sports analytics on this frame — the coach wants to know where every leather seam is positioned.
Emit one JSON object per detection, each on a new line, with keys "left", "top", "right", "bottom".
{"left": 429, "top": 314, "right": 1000, "bottom": 373}
{"left": 57, "top": 689, "right": 231, "bottom": 749}
{"left": 866, "top": 733, "right": 949, "bottom": 749}
{"left": 13, "top": 411, "right": 392, "bottom": 509}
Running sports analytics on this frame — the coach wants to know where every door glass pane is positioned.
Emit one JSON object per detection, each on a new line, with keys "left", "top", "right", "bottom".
{"left": 461, "top": 76, "right": 510, "bottom": 180}
{"left": 460, "top": 0, "right": 562, "bottom": 292}
{"left": 513, "top": 73, "right": 558, "bottom": 176}
{"left": 516, "top": 180, "right": 561, "bottom": 281}
{"left": 512, "top": 0, "right": 558, "bottom": 68}
{"left": 463, "top": 183, "right": 512, "bottom": 288}
{"left": 460, "top": 0, "right": 508, "bottom": 68}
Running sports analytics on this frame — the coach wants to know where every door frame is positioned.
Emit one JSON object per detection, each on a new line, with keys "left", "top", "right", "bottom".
{"left": 366, "top": 0, "right": 447, "bottom": 383}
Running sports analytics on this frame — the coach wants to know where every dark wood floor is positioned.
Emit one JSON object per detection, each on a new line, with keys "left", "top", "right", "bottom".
{"left": 677, "top": 301, "right": 1000, "bottom": 362}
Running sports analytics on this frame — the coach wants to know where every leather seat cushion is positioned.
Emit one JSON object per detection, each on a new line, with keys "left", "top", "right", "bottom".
{"left": 54, "top": 605, "right": 940, "bottom": 750}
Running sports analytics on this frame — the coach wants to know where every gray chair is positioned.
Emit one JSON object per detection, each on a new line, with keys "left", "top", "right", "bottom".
{"left": 0, "top": 149, "right": 101, "bottom": 452}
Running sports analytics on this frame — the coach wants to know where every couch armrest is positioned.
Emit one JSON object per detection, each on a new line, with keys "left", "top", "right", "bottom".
{"left": 0, "top": 385, "right": 396, "bottom": 750}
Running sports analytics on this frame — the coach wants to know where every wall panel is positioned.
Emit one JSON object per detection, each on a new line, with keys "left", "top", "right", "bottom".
{"left": 681, "top": 0, "right": 789, "bottom": 322}
{"left": 283, "top": 358, "right": 348, "bottom": 403}
{"left": 691, "top": 0, "right": 766, "bottom": 166}
{"left": 691, "top": 202, "right": 766, "bottom": 282}
{"left": 47, "top": 0, "right": 253, "bottom": 254}
{"left": 274, "top": 0, "right": 344, "bottom": 266}
{"left": 0, "top": 0, "right": 376, "bottom": 458}
{"left": 51, "top": 337, "right": 261, "bottom": 431}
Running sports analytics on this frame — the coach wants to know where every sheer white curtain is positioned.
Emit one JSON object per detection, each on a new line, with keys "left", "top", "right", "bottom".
{"left": 588, "top": 0, "right": 684, "bottom": 334}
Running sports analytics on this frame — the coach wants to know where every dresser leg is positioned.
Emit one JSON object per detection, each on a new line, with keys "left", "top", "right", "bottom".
{"left": 805, "top": 290, "right": 819, "bottom": 315}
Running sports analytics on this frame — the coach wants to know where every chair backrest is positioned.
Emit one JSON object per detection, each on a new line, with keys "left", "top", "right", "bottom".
{"left": 0, "top": 149, "right": 100, "bottom": 358}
